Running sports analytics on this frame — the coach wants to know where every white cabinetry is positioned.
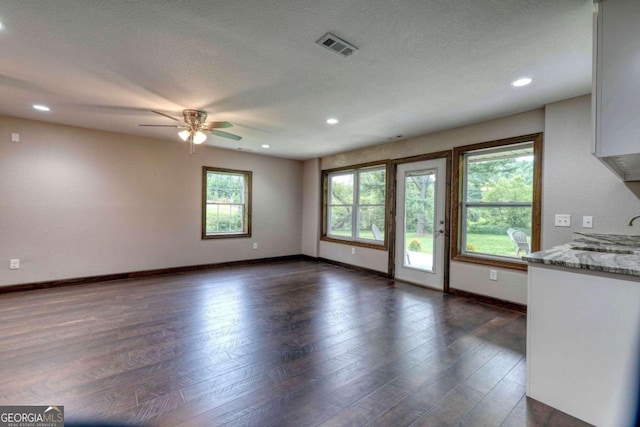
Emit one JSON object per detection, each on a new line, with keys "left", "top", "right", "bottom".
{"left": 526, "top": 264, "right": 640, "bottom": 426}
{"left": 593, "top": 0, "right": 640, "bottom": 180}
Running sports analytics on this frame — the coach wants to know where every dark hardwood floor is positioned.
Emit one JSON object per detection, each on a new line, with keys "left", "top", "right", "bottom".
{"left": 0, "top": 259, "right": 591, "bottom": 426}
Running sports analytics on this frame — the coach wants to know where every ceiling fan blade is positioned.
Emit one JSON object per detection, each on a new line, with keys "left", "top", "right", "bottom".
{"left": 139, "top": 124, "right": 183, "bottom": 127}
{"left": 202, "top": 121, "right": 233, "bottom": 129}
{"left": 152, "top": 110, "right": 182, "bottom": 122}
{"left": 209, "top": 129, "right": 242, "bottom": 141}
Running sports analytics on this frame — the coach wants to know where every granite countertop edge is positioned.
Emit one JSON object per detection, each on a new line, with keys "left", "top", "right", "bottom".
{"left": 523, "top": 237, "right": 640, "bottom": 278}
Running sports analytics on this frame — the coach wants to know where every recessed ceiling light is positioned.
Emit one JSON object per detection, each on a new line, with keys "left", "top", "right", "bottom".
{"left": 261, "top": 144, "right": 270, "bottom": 148}
{"left": 511, "top": 77, "right": 533, "bottom": 87}
{"left": 326, "top": 118, "right": 339, "bottom": 125}
{"left": 33, "top": 104, "right": 50, "bottom": 111}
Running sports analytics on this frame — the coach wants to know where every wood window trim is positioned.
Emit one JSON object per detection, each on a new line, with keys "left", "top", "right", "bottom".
{"left": 451, "top": 133, "right": 543, "bottom": 271}
{"left": 320, "top": 160, "right": 391, "bottom": 251}
{"left": 202, "top": 166, "right": 252, "bottom": 239}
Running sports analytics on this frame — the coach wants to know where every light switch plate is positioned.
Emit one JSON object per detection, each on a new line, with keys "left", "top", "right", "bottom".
{"left": 11, "top": 132, "right": 19, "bottom": 142}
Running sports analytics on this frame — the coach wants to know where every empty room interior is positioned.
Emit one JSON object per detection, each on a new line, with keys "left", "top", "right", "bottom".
{"left": 2, "top": 1, "right": 640, "bottom": 426}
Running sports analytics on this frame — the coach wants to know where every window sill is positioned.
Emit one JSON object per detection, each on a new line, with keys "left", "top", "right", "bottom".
{"left": 320, "top": 236, "right": 387, "bottom": 251}
{"left": 203, "top": 232, "right": 251, "bottom": 240}
{"left": 451, "top": 253, "right": 528, "bottom": 271}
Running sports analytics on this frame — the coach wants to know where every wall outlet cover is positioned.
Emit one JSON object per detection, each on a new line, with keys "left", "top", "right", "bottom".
{"left": 554, "top": 214, "right": 571, "bottom": 227}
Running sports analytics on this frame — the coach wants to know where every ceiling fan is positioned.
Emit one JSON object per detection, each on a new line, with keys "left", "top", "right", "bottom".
{"left": 140, "top": 109, "right": 242, "bottom": 154}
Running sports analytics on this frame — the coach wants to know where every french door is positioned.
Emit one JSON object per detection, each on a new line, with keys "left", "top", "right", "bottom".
{"left": 394, "top": 158, "right": 447, "bottom": 290}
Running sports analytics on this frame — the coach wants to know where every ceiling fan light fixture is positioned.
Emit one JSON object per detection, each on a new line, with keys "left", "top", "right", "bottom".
{"left": 178, "top": 130, "right": 190, "bottom": 141}
{"left": 143, "top": 110, "right": 238, "bottom": 153}
{"left": 193, "top": 131, "right": 207, "bottom": 145}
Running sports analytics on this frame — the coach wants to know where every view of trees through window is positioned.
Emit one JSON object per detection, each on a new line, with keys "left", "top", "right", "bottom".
{"left": 404, "top": 170, "right": 436, "bottom": 255}
{"left": 328, "top": 166, "right": 386, "bottom": 242}
{"left": 203, "top": 168, "right": 250, "bottom": 237}
{"left": 463, "top": 145, "right": 534, "bottom": 258}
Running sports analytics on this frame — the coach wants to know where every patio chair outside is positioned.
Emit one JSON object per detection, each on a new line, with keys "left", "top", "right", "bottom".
{"left": 371, "top": 224, "right": 383, "bottom": 241}
{"left": 507, "top": 228, "right": 530, "bottom": 256}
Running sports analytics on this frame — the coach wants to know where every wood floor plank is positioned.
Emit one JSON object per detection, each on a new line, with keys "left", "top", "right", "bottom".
{"left": 457, "top": 378, "right": 526, "bottom": 426}
{"left": 410, "top": 383, "right": 485, "bottom": 427}
{"left": 0, "top": 259, "right": 592, "bottom": 426}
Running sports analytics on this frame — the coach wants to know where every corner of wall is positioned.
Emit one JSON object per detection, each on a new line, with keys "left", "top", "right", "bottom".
{"left": 301, "top": 158, "right": 321, "bottom": 257}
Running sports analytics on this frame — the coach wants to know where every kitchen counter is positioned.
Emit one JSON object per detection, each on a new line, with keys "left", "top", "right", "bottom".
{"left": 525, "top": 235, "right": 640, "bottom": 426}
{"left": 522, "top": 232, "right": 640, "bottom": 277}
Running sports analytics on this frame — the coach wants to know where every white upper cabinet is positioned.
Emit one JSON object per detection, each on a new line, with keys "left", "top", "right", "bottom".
{"left": 593, "top": 0, "right": 640, "bottom": 181}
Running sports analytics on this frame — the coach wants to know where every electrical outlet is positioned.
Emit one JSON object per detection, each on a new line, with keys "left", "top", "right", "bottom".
{"left": 351, "top": 247, "right": 356, "bottom": 255}
{"left": 253, "top": 243, "right": 258, "bottom": 250}
{"left": 583, "top": 216, "right": 593, "bottom": 228}
{"left": 554, "top": 214, "right": 571, "bottom": 227}
{"left": 489, "top": 269, "right": 498, "bottom": 281}
{"left": 9, "top": 259, "right": 19, "bottom": 270}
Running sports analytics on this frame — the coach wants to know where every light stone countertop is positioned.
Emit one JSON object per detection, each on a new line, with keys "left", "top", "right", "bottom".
{"left": 523, "top": 232, "right": 640, "bottom": 277}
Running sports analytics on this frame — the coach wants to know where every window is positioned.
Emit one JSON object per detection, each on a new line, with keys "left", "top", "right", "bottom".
{"left": 202, "top": 167, "right": 252, "bottom": 239}
{"left": 452, "top": 134, "right": 542, "bottom": 270}
{"left": 322, "top": 162, "right": 388, "bottom": 248}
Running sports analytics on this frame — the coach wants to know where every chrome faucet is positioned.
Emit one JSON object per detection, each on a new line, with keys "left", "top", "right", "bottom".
{"left": 629, "top": 214, "right": 640, "bottom": 226}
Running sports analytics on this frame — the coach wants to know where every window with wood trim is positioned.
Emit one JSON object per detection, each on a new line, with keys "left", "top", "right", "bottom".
{"left": 202, "top": 167, "right": 252, "bottom": 239}
{"left": 452, "top": 134, "right": 542, "bottom": 270}
{"left": 321, "top": 162, "right": 389, "bottom": 249}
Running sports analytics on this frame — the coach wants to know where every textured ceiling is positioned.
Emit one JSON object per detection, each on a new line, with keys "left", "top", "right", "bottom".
{"left": 0, "top": 0, "right": 594, "bottom": 159}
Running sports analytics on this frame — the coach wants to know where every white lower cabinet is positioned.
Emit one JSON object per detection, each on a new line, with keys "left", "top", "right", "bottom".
{"left": 526, "top": 264, "right": 640, "bottom": 426}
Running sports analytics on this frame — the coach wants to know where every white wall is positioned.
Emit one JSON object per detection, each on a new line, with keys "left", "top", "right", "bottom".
{"left": 313, "top": 95, "right": 640, "bottom": 304}
{"left": 0, "top": 116, "right": 303, "bottom": 286}
{"left": 542, "top": 96, "right": 640, "bottom": 247}
{"left": 319, "top": 241, "right": 388, "bottom": 273}
{"left": 321, "top": 109, "right": 545, "bottom": 169}
{"left": 301, "top": 159, "right": 320, "bottom": 257}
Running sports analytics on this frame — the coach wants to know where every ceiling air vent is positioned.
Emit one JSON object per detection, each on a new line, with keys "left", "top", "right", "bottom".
{"left": 316, "top": 33, "right": 358, "bottom": 57}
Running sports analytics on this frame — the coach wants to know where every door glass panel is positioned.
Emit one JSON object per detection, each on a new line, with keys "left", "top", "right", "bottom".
{"left": 404, "top": 170, "right": 436, "bottom": 272}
